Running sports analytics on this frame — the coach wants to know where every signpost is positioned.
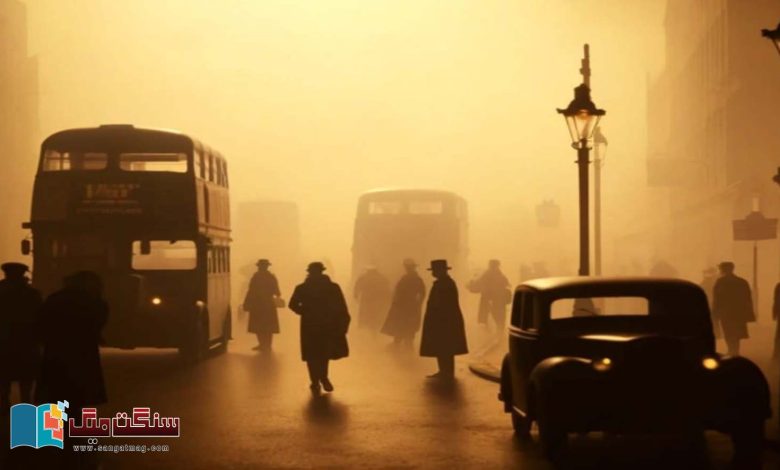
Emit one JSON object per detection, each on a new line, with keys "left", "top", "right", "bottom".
{"left": 733, "top": 210, "right": 778, "bottom": 310}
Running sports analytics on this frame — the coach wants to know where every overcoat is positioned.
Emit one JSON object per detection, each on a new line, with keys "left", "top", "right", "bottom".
{"left": 0, "top": 278, "right": 42, "bottom": 381}
{"left": 381, "top": 272, "right": 426, "bottom": 338}
{"left": 712, "top": 274, "right": 754, "bottom": 341}
{"left": 420, "top": 275, "right": 468, "bottom": 357}
{"left": 289, "top": 274, "right": 350, "bottom": 361}
{"left": 35, "top": 288, "right": 108, "bottom": 407}
{"left": 244, "top": 270, "right": 281, "bottom": 334}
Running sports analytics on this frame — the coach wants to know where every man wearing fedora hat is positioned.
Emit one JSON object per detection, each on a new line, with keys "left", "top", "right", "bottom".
{"left": 243, "top": 259, "right": 283, "bottom": 353}
{"left": 712, "top": 261, "right": 754, "bottom": 356}
{"left": 381, "top": 258, "right": 426, "bottom": 348}
{"left": 420, "top": 259, "right": 468, "bottom": 379}
{"left": 0, "top": 262, "right": 42, "bottom": 410}
{"left": 289, "top": 262, "right": 351, "bottom": 395}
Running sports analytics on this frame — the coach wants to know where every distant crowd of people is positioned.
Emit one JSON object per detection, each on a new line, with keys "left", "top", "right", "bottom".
{"left": 243, "top": 257, "right": 508, "bottom": 395}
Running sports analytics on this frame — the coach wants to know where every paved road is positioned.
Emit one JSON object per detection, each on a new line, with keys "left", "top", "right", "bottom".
{"left": 2, "top": 323, "right": 780, "bottom": 469}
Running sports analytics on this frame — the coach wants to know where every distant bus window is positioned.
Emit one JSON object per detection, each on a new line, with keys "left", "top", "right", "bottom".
{"left": 409, "top": 201, "right": 443, "bottom": 215}
{"left": 368, "top": 201, "right": 402, "bottom": 215}
{"left": 43, "top": 150, "right": 107, "bottom": 171}
{"left": 132, "top": 240, "right": 197, "bottom": 270}
{"left": 194, "top": 149, "right": 204, "bottom": 178}
{"left": 120, "top": 153, "right": 188, "bottom": 173}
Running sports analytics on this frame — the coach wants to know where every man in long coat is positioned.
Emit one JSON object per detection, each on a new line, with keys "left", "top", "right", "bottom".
{"left": 353, "top": 266, "right": 390, "bottom": 332}
{"left": 468, "top": 259, "right": 511, "bottom": 332}
{"left": 0, "top": 263, "right": 42, "bottom": 410}
{"left": 420, "top": 259, "right": 468, "bottom": 379}
{"left": 712, "top": 261, "right": 754, "bottom": 356}
{"left": 243, "top": 259, "right": 282, "bottom": 353}
{"left": 381, "top": 259, "right": 426, "bottom": 348}
{"left": 289, "top": 262, "right": 350, "bottom": 395}
{"left": 36, "top": 271, "right": 108, "bottom": 416}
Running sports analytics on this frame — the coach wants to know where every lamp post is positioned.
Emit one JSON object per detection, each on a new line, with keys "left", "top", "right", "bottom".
{"left": 557, "top": 45, "right": 606, "bottom": 276}
{"left": 593, "top": 126, "right": 608, "bottom": 276}
{"left": 762, "top": 23, "right": 780, "bottom": 58}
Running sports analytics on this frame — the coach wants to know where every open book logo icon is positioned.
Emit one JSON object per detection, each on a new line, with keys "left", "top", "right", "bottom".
{"left": 10, "top": 401, "right": 69, "bottom": 449}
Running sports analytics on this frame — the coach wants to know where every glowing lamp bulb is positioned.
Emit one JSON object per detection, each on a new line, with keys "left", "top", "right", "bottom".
{"left": 593, "top": 357, "right": 612, "bottom": 372}
{"left": 151, "top": 296, "right": 162, "bottom": 306}
{"left": 702, "top": 357, "right": 719, "bottom": 370}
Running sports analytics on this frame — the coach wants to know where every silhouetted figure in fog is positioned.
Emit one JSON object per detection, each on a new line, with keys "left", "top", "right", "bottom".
{"left": 36, "top": 271, "right": 108, "bottom": 414}
{"left": 649, "top": 259, "right": 678, "bottom": 278}
{"left": 420, "top": 260, "right": 468, "bottom": 380}
{"left": 712, "top": 262, "right": 754, "bottom": 356}
{"left": 243, "top": 259, "right": 282, "bottom": 353}
{"left": 700, "top": 266, "right": 721, "bottom": 339}
{"left": 0, "top": 263, "right": 42, "bottom": 410}
{"left": 354, "top": 266, "right": 390, "bottom": 332}
{"left": 381, "top": 259, "right": 426, "bottom": 348}
{"left": 468, "top": 259, "right": 511, "bottom": 333}
{"left": 289, "top": 262, "right": 350, "bottom": 395}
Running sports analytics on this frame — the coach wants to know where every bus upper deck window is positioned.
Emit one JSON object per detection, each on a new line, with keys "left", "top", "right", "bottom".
{"left": 119, "top": 153, "right": 188, "bottom": 173}
{"left": 409, "top": 201, "right": 443, "bottom": 215}
{"left": 43, "top": 150, "right": 107, "bottom": 171}
{"left": 194, "top": 150, "right": 205, "bottom": 179}
{"left": 43, "top": 150, "right": 71, "bottom": 171}
{"left": 368, "top": 201, "right": 401, "bottom": 215}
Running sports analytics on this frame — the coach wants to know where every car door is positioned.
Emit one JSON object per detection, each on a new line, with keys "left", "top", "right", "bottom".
{"left": 509, "top": 289, "right": 540, "bottom": 414}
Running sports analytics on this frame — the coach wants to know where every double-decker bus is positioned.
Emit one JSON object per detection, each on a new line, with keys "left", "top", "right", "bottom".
{"left": 22, "top": 125, "right": 231, "bottom": 360}
{"left": 351, "top": 189, "right": 469, "bottom": 283}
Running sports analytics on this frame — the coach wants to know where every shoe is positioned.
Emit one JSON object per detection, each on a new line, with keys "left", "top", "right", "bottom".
{"left": 426, "top": 372, "right": 442, "bottom": 379}
{"left": 252, "top": 345, "right": 261, "bottom": 351}
{"left": 321, "top": 378, "right": 334, "bottom": 392}
{"left": 309, "top": 383, "right": 321, "bottom": 396}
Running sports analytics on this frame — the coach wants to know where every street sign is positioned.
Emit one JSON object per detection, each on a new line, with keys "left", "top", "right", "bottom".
{"left": 732, "top": 211, "right": 778, "bottom": 241}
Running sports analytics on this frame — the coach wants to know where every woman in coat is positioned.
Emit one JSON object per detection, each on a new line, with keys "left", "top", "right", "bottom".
{"left": 289, "top": 262, "right": 350, "bottom": 395}
{"left": 420, "top": 259, "right": 468, "bottom": 379}
{"left": 243, "top": 259, "right": 282, "bottom": 352}
{"left": 381, "top": 258, "right": 426, "bottom": 348}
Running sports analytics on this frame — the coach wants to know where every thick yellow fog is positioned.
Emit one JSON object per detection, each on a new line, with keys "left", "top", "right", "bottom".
{"left": 14, "top": 0, "right": 665, "bottom": 278}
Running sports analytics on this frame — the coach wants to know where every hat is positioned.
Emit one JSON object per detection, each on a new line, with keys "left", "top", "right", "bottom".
{"left": 307, "top": 262, "right": 327, "bottom": 273}
{"left": 1, "top": 262, "right": 29, "bottom": 276}
{"left": 488, "top": 259, "right": 501, "bottom": 267}
{"left": 256, "top": 259, "right": 271, "bottom": 267}
{"left": 718, "top": 261, "right": 735, "bottom": 271}
{"left": 427, "top": 259, "right": 452, "bottom": 271}
{"left": 403, "top": 258, "right": 417, "bottom": 267}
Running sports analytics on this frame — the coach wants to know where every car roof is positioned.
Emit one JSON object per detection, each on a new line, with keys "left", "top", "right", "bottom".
{"left": 517, "top": 276, "right": 702, "bottom": 296}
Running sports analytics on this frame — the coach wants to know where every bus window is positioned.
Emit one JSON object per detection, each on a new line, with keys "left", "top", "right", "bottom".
{"left": 131, "top": 240, "right": 197, "bottom": 270}
{"left": 216, "top": 159, "right": 224, "bottom": 186}
{"left": 208, "top": 154, "right": 215, "bottom": 182}
{"left": 120, "top": 153, "right": 188, "bottom": 173}
{"left": 222, "top": 161, "right": 229, "bottom": 187}
{"left": 368, "top": 201, "right": 402, "bottom": 215}
{"left": 43, "top": 150, "right": 107, "bottom": 171}
{"left": 409, "top": 201, "right": 443, "bottom": 215}
{"left": 194, "top": 149, "right": 205, "bottom": 179}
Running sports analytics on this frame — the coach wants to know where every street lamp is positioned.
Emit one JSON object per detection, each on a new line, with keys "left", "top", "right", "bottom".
{"left": 557, "top": 82, "right": 606, "bottom": 276}
{"left": 762, "top": 23, "right": 780, "bottom": 58}
{"left": 593, "top": 126, "right": 608, "bottom": 276}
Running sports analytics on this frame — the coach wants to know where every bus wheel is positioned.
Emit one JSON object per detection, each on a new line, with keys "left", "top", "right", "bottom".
{"left": 216, "top": 311, "right": 231, "bottom": 354}
{"left": 179, "top": 311, "right": 209, "bottom": 363}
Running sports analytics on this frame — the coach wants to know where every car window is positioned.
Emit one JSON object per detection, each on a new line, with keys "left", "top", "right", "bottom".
{"left": 550, "top": 297, "right": 649, "bottom": 319}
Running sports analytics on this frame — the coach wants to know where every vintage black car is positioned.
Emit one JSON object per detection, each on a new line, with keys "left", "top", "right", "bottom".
{"left": 498, "top": 277, "right": 770, "bottom": 458}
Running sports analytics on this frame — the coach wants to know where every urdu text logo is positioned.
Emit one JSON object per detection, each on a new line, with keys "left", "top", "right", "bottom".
{"left": 10, "top": 401, "right": 69, "bottom": 449}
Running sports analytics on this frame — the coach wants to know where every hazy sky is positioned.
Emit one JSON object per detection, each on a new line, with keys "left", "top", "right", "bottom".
{"left": 22, "top": 0, "right": 666, "bottom": 276}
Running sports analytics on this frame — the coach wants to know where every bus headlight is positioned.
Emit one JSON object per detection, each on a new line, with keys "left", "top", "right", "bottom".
{"left": 151, "top": 296, "right": 162, "bottom": 306}
{"left": 592, "top": 357, "right": 612, "bottom": 372}
{"left": 702, "top": 357, "right": 719, "bottom": 370}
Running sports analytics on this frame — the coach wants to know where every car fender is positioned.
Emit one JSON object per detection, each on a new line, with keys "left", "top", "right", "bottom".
{"left": 711, "top": 355, "right": 771, "bottom": 420}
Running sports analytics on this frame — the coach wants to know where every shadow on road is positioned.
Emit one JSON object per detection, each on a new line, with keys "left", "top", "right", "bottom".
{"left": 304, "top": 395, "right": 349, "bottom": 428}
